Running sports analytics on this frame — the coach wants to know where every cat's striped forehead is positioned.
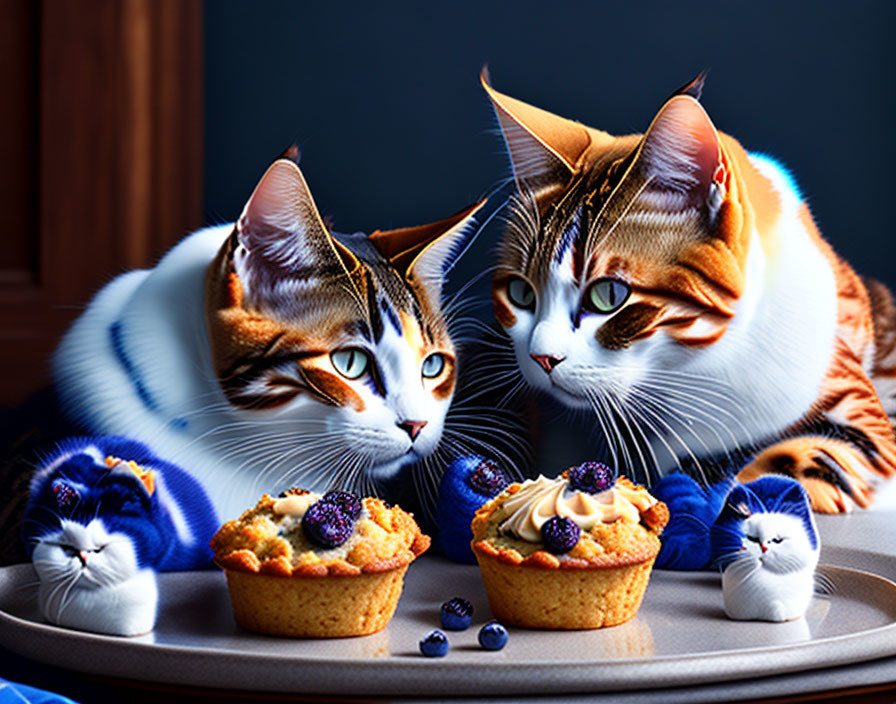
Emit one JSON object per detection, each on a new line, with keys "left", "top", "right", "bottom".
{"left": 205, "top": 233, "right": 452, "bottom": 411}
{"left": 338, "top": 232, "right": 445, "bottom": 348}
{"left": 488, "top": 81, "right": 765, "bottom": 349}
{"left": 203, "top": 158, "right": 481, "bottom": 412}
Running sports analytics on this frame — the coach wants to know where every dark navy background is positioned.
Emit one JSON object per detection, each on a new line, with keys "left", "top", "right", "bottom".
{"left": 205, "top": 1, "right": 896, "bottom": 293}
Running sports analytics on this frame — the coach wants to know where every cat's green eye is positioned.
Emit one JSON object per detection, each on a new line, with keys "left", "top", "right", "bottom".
{"left": 585, "top": 278, "right": 631, "bottom": 314}
{"left": 331, "top": 348, "right": 370, "bottom": 380}
{"left": 421, "top": 353, "right": 446, "bottom": 379}
{"left": 507, "top": 277, "right": 536, "bottom": 310}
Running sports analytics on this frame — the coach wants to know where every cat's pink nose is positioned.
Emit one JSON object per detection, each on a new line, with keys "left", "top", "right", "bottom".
{"left": 760, "top": 545, "right": 768, "bottom": 553}
{"left": 398, "top": 420, "right": 428, "bottom": 441}
{"left": 530, "top": 353, "right": 565, "bottom": 374}
{"left": 78, "top": 550, "right": 89, "bottom": 565}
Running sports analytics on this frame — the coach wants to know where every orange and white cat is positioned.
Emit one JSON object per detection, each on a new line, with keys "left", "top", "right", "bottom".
{"left": 53, "top": 152, "right": 486, "bottom": 520}
{"left": 484, "top": 73, "right": 896, "bottom": 513}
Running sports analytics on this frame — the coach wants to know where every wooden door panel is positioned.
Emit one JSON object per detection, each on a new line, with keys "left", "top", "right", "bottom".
{"left": 0, "top": 0, "right": 203, "bottom": 406}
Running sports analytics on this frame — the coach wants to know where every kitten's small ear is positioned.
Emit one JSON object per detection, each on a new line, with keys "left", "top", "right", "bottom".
{"left": 236, "top": 159, "right": 359, "bottom": 278}
{"left": 629, "top": 94, "right": 724, "bottom": 212}
{"left": 481, "top": 70, "right": 606, "bottom": 193}
{"left": 720, "top": 483, "right": 763, "bottom": 519}
{"left": 369, "top": 199, "right": 487, "bottom": 297}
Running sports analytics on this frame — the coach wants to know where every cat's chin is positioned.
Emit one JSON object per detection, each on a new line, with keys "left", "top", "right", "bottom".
{"left": 543, "top": 382, "right": 593, "bottom": 411}
{"left": 367, "top": 448, "right": 424, "bottom": 481}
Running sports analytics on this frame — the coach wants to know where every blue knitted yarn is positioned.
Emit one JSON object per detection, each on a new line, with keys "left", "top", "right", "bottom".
{"left": 651, "top": 473, "right": 732, "bottom": 570}
{"left": 436, "top": 455, "right": 507, "bottom": 563}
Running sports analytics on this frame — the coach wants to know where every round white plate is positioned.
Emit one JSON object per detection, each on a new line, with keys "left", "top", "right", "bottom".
{"left": 2, "top": 555, "right": 896, "bottom": 697}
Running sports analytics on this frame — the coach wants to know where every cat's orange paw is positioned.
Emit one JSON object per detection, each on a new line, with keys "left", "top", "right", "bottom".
{"left": 736, "top": 436, "right": 875, "bottom": 513}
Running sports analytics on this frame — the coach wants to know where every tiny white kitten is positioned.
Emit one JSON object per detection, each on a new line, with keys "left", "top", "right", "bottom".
{"left": 32, "top": 520, "right": 157, "bottom": 636}
{"left": 711, "top": 477, "right": 820, "bottom": 622}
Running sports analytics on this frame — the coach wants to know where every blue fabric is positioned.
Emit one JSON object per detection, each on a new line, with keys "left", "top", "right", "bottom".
{"left": 436, "top": 456, "right": 498, "bottom": 563}
{"left": 0, "top": 678, "right": 80, "bottom": 704}
{"left": 651, "top": 473, "right": 732, "bottom": 570}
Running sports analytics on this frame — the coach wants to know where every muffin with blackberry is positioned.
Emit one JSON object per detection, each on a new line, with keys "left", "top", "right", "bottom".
{"left": 212, "top": 489, "right": 429, "bottom": 637}
{"left": 471, "top": 463, "right": 668, "bottom": 629}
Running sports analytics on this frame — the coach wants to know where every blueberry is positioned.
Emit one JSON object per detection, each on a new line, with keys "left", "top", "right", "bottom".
{"left": 321, "top": 490, "right": 362, "bottom": 520}
{"left": 467, "top": 458, "right": 507, "bottom": 497}
{"left": 301, "top": 500, "right": 354, "bottom": 548}
{"left": 419, "top": 629, "right": 450, "bottom": 657}
{"left": 541, "top": 515, "right": 581, "bottom": 554}
{"left": 478, "top": 621, "right": 508, "bottom": 651}
{"left": 440, "top": 597, "right": 473, "bottom": 630}
{"left": 51, "top": 479, "right": 79, "bottom": 509}
{"left": 567, "top": 461, "right": 615, "bottom": 494}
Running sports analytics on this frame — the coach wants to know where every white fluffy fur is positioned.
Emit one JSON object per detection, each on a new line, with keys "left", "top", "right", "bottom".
{"left": 502, "top": 155, "right": 839, "bottom": 477}
{"left": 721, "top": 512, "right": 819, "bottom": 622}
{"left": 53, "top": 225, "right": 453, "bottom": 521}
{"left": 32, "top": 519, "right": 158, "bottom": 636}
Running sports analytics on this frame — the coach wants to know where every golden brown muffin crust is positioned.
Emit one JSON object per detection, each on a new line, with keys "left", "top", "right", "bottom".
{"left": 212, "top": 492, "right": 430, "bottom": 577}
{"left": 470, "top": 476, "right": 667, "bottom": 570}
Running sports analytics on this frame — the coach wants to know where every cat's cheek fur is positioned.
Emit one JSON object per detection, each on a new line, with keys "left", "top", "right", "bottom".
{"left": 721, "top": 560, "right": 816, "bottom": 622}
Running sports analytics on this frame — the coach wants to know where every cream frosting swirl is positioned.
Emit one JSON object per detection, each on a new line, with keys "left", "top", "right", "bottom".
{"left": 498, "top": 475, "right": 656, "bottom": 543}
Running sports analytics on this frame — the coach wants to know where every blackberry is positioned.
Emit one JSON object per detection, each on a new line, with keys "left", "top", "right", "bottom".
{"left": 321, "top": 490, "right": 362, "bottom": 520}
{"left": 567, "top": 461, "right": 615, "bottom": 494}
{"left": 541, "top": 515, "right": 581, "bottom": 554}
{"left": 301, "top": 500, "right": 354, "bottom": 549}
{"left": 419, "top": 629, "right": 450, "bottom": 657}
{"left": 478, "top": 621, "right": 508, "bottom": 651}
{"left": 440, "top": 597, "right": 474, "bottom": 630}
{"left": 467, "top": 458, "right": 507, "bottom": 496}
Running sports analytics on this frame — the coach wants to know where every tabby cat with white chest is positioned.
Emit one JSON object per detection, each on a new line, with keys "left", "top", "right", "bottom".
{"left": 483, "top": 73, "right": 896, "bottom": 512}
{"left": 53, "top": 152, "right": 485, "bottom": 521}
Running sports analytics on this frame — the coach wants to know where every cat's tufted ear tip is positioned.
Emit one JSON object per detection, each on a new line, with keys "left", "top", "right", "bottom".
{"left": 670, "top": 71, "right": 708, "bottom": 102}
{"left": 279, "top": 144, "right": 301, "bottom": 165}
{"left": 479, "top": 64, "right": 492, "bottom": 88}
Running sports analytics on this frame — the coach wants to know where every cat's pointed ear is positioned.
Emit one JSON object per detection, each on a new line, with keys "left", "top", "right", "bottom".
{"left": 481, "top": 69, "right": 598, "bottom": 192}
{"left": 368, "top": 199, "right": 486, "bottom": 297}
{"left": 236, "top": 159, "right": 360, "bottom": 279}
{"left": 720, "top": 482, "right": 764, "bottom": 520}
{"left": 668, "top": 71, "right": 708, "bottom": 102}
{"left": 630, "top": 94, "right": 724, "bottom": 215}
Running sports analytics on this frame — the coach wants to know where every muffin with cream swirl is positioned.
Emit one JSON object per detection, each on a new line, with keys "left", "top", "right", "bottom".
{"left": 212, "top": 489, "right": 429, "bottom": 637}
{"left": 471, "top": 463, "right": 668, "bottom": 629}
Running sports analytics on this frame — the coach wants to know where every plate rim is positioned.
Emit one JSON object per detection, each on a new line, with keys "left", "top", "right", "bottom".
{"left": 2, "top": 559, "right": 896, "bottom": 696}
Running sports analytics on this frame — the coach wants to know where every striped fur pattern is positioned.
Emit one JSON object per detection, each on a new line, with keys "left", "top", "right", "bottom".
{"left": 53, "top": 157, "right": 485, "bottom": 521}
{"left": 484, "top": 74, "right": 896, "bottom": 513}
